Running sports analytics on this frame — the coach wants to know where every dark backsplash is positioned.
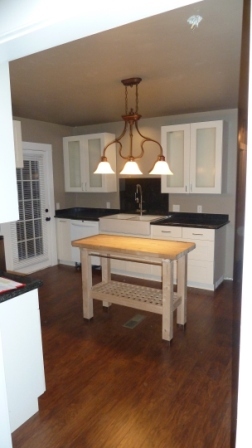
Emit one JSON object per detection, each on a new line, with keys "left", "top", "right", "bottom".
{"left": 119, "top": 178, "right": 169, "bottom": 214}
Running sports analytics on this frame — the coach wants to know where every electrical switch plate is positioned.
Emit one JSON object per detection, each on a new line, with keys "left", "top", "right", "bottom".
{"left": 197, "top": 205, "right": 202, "bottom": 213}
{"left": 173, "top": 205, "right": 180, "bottom": 212}
{"left": 106, "top": 202, "right": 111, "bottom": 209}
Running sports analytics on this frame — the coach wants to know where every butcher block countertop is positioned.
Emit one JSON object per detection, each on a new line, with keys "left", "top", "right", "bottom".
{"left": 72, "top": 234, "right": 195, "bottom": 261}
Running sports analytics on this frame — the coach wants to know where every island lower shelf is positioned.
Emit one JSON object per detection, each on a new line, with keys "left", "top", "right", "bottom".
{"left": 91, "top": 280, "right": 182, "bottom": 315}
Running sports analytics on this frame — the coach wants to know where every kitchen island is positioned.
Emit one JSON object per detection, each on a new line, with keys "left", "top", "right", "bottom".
{"left": 72, "top": 234, "right": 195, "bottom": 343}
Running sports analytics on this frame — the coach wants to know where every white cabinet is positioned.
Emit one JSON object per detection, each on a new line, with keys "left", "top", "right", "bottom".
{"left": 63, "top": 133, "right": 117, "bottom": 193}
{"left": 0, "top": 289, "right": 45, "bottom": 432}
{"left": 161, "top": 121, "right": 223, "bottom": 194}
{"left": 56, "top": 218, "right": 72, "bottom": 264}
{"left": 151, "top": 224, "right": 226, "bottom": 290}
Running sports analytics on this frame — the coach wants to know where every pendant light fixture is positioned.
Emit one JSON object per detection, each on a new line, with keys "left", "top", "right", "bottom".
{"left": 94, "top": 77, "right": 173, "bottom": 176}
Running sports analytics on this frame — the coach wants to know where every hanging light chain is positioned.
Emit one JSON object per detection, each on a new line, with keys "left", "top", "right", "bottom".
{"left": 136, "top": 83, "right": 139, "bottom": 114}
{"left": 125, "top": 85, "right": 128, "bottom": 115}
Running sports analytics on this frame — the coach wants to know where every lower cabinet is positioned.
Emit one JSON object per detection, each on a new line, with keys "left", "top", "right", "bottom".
{"left": 151, "top": 225, "right": 226, "bottom": 290}
{"left": 0, "top": 289, "right": 45, "bottom": 433}
{"left": 56, "top": 218, "right": 72, "bottom": 264}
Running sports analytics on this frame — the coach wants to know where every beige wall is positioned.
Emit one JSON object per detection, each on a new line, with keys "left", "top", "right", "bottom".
{"left": 15, "top": 116, "right": 72, "bottom": 210}
{"left": 15, "top": 108, "right": 238, "bottom": 280}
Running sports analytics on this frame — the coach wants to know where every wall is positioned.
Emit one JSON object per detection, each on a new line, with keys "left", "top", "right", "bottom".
{"left": 16, "top": 109, "right": 238, "bottom": 280}
{"left": 75, "top": 108, "right": 238, "bottom": 280}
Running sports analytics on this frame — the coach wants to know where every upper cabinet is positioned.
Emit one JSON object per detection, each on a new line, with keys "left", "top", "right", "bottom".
{"left": 161, "top": 120, "right": 223, "bottom": 194}
{"left": 63, "top": 133, "right": 117, "bottom": 193}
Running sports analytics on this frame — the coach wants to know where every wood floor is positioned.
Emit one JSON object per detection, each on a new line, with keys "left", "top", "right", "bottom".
{"left": 12, "top": 265, "right": 241, "bottom": 448}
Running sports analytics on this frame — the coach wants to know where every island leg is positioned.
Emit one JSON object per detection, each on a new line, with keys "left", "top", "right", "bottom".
{"left": 81, "top": 248, "right": 93, "bottom": 319}
{"left": 162, "top": 259, "right": 174, "bottom": 342}
{"left": 176, "top": 254, "right": 187, "bottom": 327}
{"left": 102, "top": 255, "right": 112, "bottom": 308}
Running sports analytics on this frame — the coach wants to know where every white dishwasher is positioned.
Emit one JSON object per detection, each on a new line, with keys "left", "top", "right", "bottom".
{"left": 70, "top": 220, "right": 100, "bottom": 266}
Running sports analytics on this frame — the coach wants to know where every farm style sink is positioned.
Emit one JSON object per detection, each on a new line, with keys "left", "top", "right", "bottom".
{"left": 99, "top": 214, "right": 163, "bottom": 236}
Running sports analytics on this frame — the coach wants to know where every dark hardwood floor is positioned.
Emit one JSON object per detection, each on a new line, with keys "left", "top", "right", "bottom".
{"left": 12, "top": 265, "right": 241, "bottom": 448}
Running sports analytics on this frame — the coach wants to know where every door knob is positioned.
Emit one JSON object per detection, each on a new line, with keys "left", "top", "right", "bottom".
{"left": 45, "top": 217, "right": 51, "bottom": 221}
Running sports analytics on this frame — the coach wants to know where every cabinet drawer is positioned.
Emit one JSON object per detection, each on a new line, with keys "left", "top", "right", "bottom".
{"left": 188, "top": 240, "right": 214, "bottom": 261}
{"left": 182, "top": 227, "right": 214, "bottom": 241}
{"left": 151, "top": 225, "right": 182, "bottom": 239}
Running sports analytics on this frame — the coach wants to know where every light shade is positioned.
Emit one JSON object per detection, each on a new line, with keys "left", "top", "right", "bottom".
{"left": 149, "top": 159, "right": 173, "bottom": 175}
{"left": 94, "top": 158, "right": 115, "bottom": 174}
{"left": 120, "top": 160, "right": 143, "bottom": 175}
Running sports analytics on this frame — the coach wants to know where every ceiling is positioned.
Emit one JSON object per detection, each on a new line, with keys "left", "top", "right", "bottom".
{"left": 9, "top": 0, "right": 244, "bottom": 128}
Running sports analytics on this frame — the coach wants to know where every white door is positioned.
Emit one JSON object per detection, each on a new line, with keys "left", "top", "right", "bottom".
{"left": 7, "top": 143, "right": 57, "bottom": 273}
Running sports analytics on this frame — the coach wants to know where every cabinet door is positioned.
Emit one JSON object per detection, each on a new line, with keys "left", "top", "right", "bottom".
{"left": 82, "top": 133, "right": 116, "bottom": 193}
{"left": 63, "top": 136, "right": 84, "bottom": 192}
{"left": 56, "top": 218, "right": 72, "bottom": 262}
{"left": 190, "top": 121, "right": 223, "bottom": 193}
{"left": 161, "top": 124, "right": 190, "bottom": 193}
{"left": 63, "top": 133, "right": 117, "bottom": 193}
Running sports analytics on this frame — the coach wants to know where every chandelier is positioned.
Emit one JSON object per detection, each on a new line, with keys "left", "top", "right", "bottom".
{"left": 94, "top": 77, "right": 173, "bottom": 176}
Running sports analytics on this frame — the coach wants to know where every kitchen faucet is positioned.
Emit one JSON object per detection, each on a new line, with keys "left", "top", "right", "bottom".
{"left": 135, "top": 183, "right": 143, "bottom": 215}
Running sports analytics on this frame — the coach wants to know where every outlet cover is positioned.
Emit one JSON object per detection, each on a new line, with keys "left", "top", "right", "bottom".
{"left": 173, "top": 204, "right": 180, "bottom": 212}
{"left": 197, "top": 205, "right": 202, "bottom": 213}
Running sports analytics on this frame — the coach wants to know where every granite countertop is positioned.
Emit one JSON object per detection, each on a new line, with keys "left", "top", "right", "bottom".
{"left": 0, "top": 271, "right": 43, "bottom": 303}
{"left": 151, "top": 212, "right": 229, "bottom": 229}
{"left": 55, "top": 208, "right": 229, "bottom": 229}
{"left": 55, "top": 207, "right": 121, "bottom": 221}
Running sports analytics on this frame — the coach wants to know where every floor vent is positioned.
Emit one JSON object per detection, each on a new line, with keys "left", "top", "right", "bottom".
{"left": 123, "top": 314, "right": 146, "bottom": 329}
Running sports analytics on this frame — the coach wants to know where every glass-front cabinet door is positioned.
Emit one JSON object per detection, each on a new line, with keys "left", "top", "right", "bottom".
{"left": 161, "top": 121, "right": 223, "bottom": 194}
{"left": 190, "top": 121, "right": 223, "bottom": 194}
{"left": 161, "top": 124, "right": 190, "bottom": 193}
{"left": 63, "top": 133, "right": 117, "bottom": 193}
{"left": 63, "top": 137, "right": 83, "bottom": 192}
{"left": 83, "top": 133, "right": 117, "bottom": 192}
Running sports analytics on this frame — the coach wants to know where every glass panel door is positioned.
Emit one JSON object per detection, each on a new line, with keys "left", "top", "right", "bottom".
{"left": 10, "top": 147, "right": 53, "bottom": 272}
{"left": 165, "top": 130, "right": 185, "bottom": 188}
{"left": 68, "top": 140, "right": 82, "bottom": 188}
{"left": 16, "top": 159, "right": 44, "bottom": 261}
{"left": 195, "top": 127, "right": 216, "bottom": 188}
{"left": 87, "top": 138, "right": 102, "bottom": 189}
{"left": 161, "top": 124, "right": 190, "bottom": 193}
